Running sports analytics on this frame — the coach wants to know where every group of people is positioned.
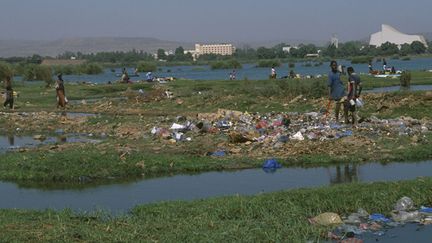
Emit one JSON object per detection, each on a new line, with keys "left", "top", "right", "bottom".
{"left": 327, "top": 60, "right": 362, "bottom": 124}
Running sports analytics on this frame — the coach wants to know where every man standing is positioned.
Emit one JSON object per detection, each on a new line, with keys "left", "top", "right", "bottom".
{"left": 345, "top": 67, "right": 362, "bottom": 124}
{"left": 327, "top": 61, "right": 345, "bottom": 122}
{"left": 3, "top": 75, "right": 14, "bottom": 110}
{"left": 270, "top": 66, "right": 277, "bottom": 79}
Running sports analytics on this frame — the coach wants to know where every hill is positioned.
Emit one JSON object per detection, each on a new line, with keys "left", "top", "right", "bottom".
{"left": 0, "top": 37, "right": 193, "bottom": 57}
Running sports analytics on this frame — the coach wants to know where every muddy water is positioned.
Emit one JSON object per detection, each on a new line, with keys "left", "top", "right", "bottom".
{"left": 0, "top": 161, "right": 432, "bottom": 213}
{"left": 0, "top": 134, "right": 101, "bottom": 153}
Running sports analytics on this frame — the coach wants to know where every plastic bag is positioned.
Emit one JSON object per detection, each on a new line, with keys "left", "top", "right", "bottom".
{"left": 394, "top": 196, "right": 414, "bottom": 211}
{"left": 262, "top": 159, "right": 282, "bottom": 169}
{"left": 355, "top": 98, "right": 364, "bottom": 108}
{"left": 369, "top": 213, "right": 390, "bottom": 223}
{"left": 311, "top": 212, "right": 343, "bottom": 226}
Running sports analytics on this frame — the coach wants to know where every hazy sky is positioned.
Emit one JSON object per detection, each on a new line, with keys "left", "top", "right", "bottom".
{"left": 1, "top": 0, "right": 431, "bottom": 42}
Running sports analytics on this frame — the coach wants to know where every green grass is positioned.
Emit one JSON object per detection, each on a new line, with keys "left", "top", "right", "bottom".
{"left": 1, "top": 132, "right": 431, "bottom": 182}
{"left": 1, "top": 178, "right": 432, "bottom": 242}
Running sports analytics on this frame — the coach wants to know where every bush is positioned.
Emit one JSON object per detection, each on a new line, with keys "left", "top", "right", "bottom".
{"left": 400, "top": 71, "right": 411, "bottom": 88}
{"left": 401, "top": 57, "right": 411, "bottom": 61}
{"left": 210, "top": 60, "right": 242, "bottom": 70}
{"left": 51, "top": 63, "right": 103, "bottom": 75}
{"left": 288, "top": 63, "right": 295, "bottom": 68}
{"left": 22, "top": 64, "right": 53, "bottom": 86}
{"left": 257, "top": 59, "right": 281, "bottom": 68}
{"left": 351, "top": 56, "right": 372, "bottom": 64}
{"left": 0, "top": 61, "right": 14, "bottom": 81}
{"left": 79, "top": 63, "right": 104, "bottom": 74}
{"left": 136, "top": 62, "right": 157, "bottom": 72}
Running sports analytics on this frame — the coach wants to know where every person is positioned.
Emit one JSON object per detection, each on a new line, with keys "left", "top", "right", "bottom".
{"left": 3, "top": 75, "right": 14, "bottom": 110}
{"left": 146, "top": 72, "right": 153, "bottom": 82}
{"left": 55, "top": 74, "right": 66, "bottom": 108}
{"left": 270, "top": 66, "right": 277, "bottom": 79}
{"left": 121, "top": 68, "right": 129, "bottom": 83}
{"left": 289, "top": 70, "right": 296, "bottom": 79}
{"left": 327, "top": 61, "right": 346, "bottom": 123}
{"left": 368, "top": 61, "right": 373, "bottom": 73}
{"left": 382, "top": 58, "right": 387, "bottom": 71}
{"left": 391, "top": 66, "right": 396, "bottom": 74}
{"left": 345, "top": 67, "right": 362, "bottom": 124}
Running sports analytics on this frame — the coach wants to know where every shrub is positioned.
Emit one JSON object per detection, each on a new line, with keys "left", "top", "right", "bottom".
{"left": 0, "top": 61, "right": 14, "bottom": 81}
{"left": 351, "top": 56, "right": 372, "bottom": 64}
{"left": 401, "top": 57, "right": 411, "bottom": 61}
{"left": 288, "top": 63, "right": 295, "bottom": 68}
{"left": 136, "top": 62, "right": 157, "bottom": 72}
{"left": 210, "top": 60, "right": 242, "bottom": 70}
{"left": 22, "top": 64, "right": 53, "bottom": 86}
{"left": 257, "top": 59, "right": 281, "bottom": 68}
{"left": 400, "top": 71, "right": 411, "bottom": 88}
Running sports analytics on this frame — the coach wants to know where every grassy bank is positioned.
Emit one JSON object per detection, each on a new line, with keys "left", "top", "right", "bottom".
{"left": 1, "top": 132, "right": 431, "bottom": 182}
{"left": 0, "top": 178, "right": 431, "bottom": 242}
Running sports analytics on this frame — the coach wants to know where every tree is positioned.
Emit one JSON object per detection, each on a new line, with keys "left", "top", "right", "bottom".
{"left": 256, "top": 47, "right": 276, "bottom": 59}
{"left": 379, "top": 42, "right": 399, "bottom": 55}
{"left": 399, "top": 43, "right": 412, "bottom": 56}
{"left": 410, "top": 41, "right": 426, "bottom": 54}
{"left": 157, "top": 49, "right": 167, "bottom": 60}
{"left": 175, "top": 46, "right": 185, "bottom": 55}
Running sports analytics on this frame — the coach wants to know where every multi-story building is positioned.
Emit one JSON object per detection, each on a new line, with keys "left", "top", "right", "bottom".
{"left": 194, "top": 43, "right": 235, "bottom": 56}
{"left": 184, "top": 43, "right": 235, "bottom": 61}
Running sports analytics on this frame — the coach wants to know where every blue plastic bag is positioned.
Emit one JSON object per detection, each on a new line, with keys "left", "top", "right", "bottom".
{"left": 369, "top": 213, "right": 390, "bottom": 223}
{"left": 262, "top": 159, "right": 282, "bottom": 173}
{"left": 211, "top": 150, "right": 226, "bottom": 157}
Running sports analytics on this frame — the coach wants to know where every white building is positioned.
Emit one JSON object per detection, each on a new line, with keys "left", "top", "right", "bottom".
{"left": 369, "top": 24, "right": 428, "bottom": 48}
{"left": 282, "top": 46, "right": 298, "bottom": 53}
{"left": 194, "top": 43, "right": 235, "bottom": 56}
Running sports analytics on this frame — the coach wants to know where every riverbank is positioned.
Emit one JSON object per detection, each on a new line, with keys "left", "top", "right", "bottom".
{"left": 0, "top": 178, "right": 431, "bottom": 242}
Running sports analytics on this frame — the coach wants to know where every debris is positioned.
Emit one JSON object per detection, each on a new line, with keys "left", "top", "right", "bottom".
{"left": 310, "top": 212, "right": 343, "bottom": 226}
{"left": 394, "top": 196, "right": 414, "bottom": 211}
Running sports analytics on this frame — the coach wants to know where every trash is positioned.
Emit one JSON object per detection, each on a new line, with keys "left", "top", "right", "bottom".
{"left": 391, "top": 210, "right": 420, "bottom": 222}
{"left": 33, "top": 135, "right": 46, "bottom": 141}
{"left": 210, "top": 150, "right": 226, "bottom": 157}
{"left": 262, "top": 159, "right": 282, "bottom": 169}
{"left": 310, "top": 212, "right": 343, "bottom": 226}
{"left": 394, "top": 196, "right": 414, "bottom": 211}
{"left": 170, "top": 123, "right": 186, "bottom": 130}
{"left": 355, "top": 98, "right": 364, "bottom": 108}
{"left": 369, "top": 213, "right": 390, "bottom": 223}
{"left": 290, "top": 131, "right": 304, "bottom": 141}
{"left": 419, "top": 206, "right": 432, "bottom": 215}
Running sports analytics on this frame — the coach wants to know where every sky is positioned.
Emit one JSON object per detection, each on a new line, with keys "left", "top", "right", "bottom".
{"left": 0, "top": 0, "right": 431, "bottom": 43}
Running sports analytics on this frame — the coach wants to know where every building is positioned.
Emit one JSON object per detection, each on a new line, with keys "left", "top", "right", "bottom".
{"left": 331, "top": 34, "right": 339, "bottom": 48}
{"left": 282, "top": 46, "right": 298, "bottom": 53}
{"left": 369, "top": 24, "right": 428, "bottom": 48}
{"left": 194, "top": 43, "right": 235, "bottom": 56}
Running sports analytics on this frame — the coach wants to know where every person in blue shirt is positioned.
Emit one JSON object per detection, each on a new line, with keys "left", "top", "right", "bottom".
{"left": 327, "top": 60, "right": 346, "bottom": 122}
{"left": 146, "top": 72, "right": 153, "bottom": 82}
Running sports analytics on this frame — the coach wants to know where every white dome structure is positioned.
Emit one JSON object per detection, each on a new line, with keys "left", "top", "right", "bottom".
{"left": 369, "top": 24, "right": 428, "bottom": 48}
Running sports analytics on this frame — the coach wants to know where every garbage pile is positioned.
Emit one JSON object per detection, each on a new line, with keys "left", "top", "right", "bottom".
{"left": 150, "top": 108, "right": 431, "bottom": 156}
{"left": 310, "top": 197, "right": 432, "bottom": 242}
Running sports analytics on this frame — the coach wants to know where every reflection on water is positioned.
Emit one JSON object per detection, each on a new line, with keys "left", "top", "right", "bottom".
{"left": 0, "top": 134, "right": 102, "bottom": 153}
{"left": 330, "top": 164, "right": 359, "bottom": 184}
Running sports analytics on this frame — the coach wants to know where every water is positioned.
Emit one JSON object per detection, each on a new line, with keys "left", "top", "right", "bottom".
{"left": 42, "top": 58, "right": 432, "bottom": 83}
{"left": 366, "top": 85, "right": 432, "bottom": 93}
{"left": 0, "top": 134, "right": 101, "bottom": 153}
{"left": 361, "top": 223, "right": 432, "bottom": 242}
{"left": 0, "top": 160, "right": 432, "bottom": 213}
